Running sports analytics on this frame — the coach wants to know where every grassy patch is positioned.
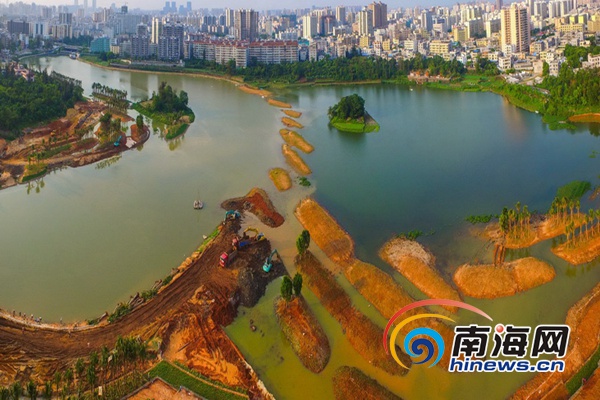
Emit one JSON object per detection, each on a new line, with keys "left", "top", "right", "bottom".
{"left": 108, "top": 302, "right": 131, "bottom": 323}
{"left": 466, "top": 214, "right": 498, "bottom": 224}
{"left": 165, "top": 123, "right": 189, "bottom": 140}
{"left": 39, "top": 143, "right": 71, "bottom": 159}
{"left": 566, "top": 344, "right": 600, "bottom": 395}
{"left": 556, "top": 180, "right": 592, "bottom": 201}
{"left": 298, "top": 176, "right": 311, "bottom": 187}
{"left": 197, "top": 226, "right": 220, "bottom": 254}
{"left": 148, "top": 361, "right": 247, "bottom": 400}
{"left": 21, "top": 163, "right": 48, "bottom": 182}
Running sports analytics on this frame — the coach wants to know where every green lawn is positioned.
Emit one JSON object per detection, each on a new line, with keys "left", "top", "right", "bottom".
{"left": 148, "top": 361, "right": 247, "bottom": 400}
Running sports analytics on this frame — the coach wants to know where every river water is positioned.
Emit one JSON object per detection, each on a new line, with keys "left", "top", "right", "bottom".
{"left": 3, "top": 56, "right": 599, "bottom": 399}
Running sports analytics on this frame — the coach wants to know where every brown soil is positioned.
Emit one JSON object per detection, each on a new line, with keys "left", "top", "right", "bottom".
{"left": 282, "top": 110, "right": 302, "bottom": 118}
{"left": 267, "top": 99, "right": 291, "bottom": 108}
{"left": 551, "top": 234, "right": 600, "bottom": 265}
{"left": 127, "top": 377, "right": 200, "bottom": 400}
{"left": 453, "top": 258, "right": 556, "bottom": 299}
{"left": 295, "top": 252, "right": 409, "bottom": 376}
{"left": 282, "top": 145, "right": 311, "bottom": 176}
{"left": 511, "top": 282, "right": 600, "bottom": 400}
{"left": 572, "top": 368, "right": 600, "bottom": 399}
{"left": 282, "top": 117, "right": 304, "bottom": 129}
{"left": 569, "top": 113, "right": 600, "bottom": 123}
{"left": 279, "top": 129, "right": 314, "bottom": 153}
{"left": 0, "top": 217, "right": 276, "bottom": 399}
{"left": 294, "top": 198, "right": 354, "bottom": 266}
{"left": 268, "top": 168, "right": 292, "bottom": 191}
{"left": 237, "top": 85, "right": 272, "bottom": 98}
{"left": 486, "top": 215, "right": 585, "bottom": 249}
{"left": 221, "top": 187, "right": 284, "bottom": 228}
{"left": 379, "top": 238, "right": 461, "bottom": 312}
{"left": 275, "top": 296, "right": 330, "bottom": 373}
{"left": 332, "top": 366, "right": 401, "bottom": 400}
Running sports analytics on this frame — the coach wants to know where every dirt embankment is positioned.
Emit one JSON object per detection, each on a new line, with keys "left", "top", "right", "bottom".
{"left": 453, "top": 258, "right": 556, "bottom": 299}
{"left": 511, "top": 282, "right": 600, "bottom": 400}
{"left": 572, "top": 368, "right": 600, "bottom": 399}
{"left": 221, "top": 187, "right": 284, "bottom": 228}
{"left": 379, "top": 238, "right": 461, "bottom": 312}
{"left": 280, "top": 129, "right": 314, "bottom": 154}
{"left": 551, "top": 234, "right": 600, "bottom": 265}
{"left": 293, "top": 199, "right": 455, "bottom": 367}
{"left": 0, "top": 217, "right": 276, "bottom": 399}
{"left": 267, "top": 99, "right": 291, "bottom": 108}
{"left": 295, "top": 252, "right": 409, "bottom": 376}
{"left": 268, "top": 168, "right": 292, "bottom": 191}
{"left": 237, "top": 85, "right": 272, "bottom": 98}
{"left": 486, "top": 215, "right": 586, "bottom": 249}
{"left": 282, "top": 145, "right": 311, "bottom": 176}
{"left": 282, "top": 117, "right": 304, "bottom": 129}
{"left": 569, "top": 113, "right": 600, "bottom": 123}
{"left": 282, "top": 110, "right": 302, "bottom": 118}
{"left": 275, "top": 296, "right": 330, "bottom": 373}
{"left": 332, "top": 366, "right": 401, "bottom": 400}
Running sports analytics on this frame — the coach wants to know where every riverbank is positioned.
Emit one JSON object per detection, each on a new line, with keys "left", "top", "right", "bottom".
{"left": 552, "top": 234, "right": 600, "bottom": 265}
{"left": 0, "top": 101, "right": 149, "bottom": 189}
{"left": 453, "top": 257, "right": 556, "bottom": 299}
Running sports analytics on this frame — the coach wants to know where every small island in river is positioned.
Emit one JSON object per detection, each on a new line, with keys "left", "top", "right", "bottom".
{"left": 132, "top": 82, "right": 195, "bottom": 140}
{"left": 328, "top": 93, "right": 379, "bottom": 133}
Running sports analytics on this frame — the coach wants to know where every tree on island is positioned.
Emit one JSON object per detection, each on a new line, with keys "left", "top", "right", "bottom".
{"left": 150, "top": 82, "right": 190, "bottom": 115}
{"left": 281, "top": 276, "right": 293, "bottom": 302}
{"left": 292, "top": 273, "right": 303, "bottom": 297}
{"left": 296, "top": 230, "right": 311, "bottom": 254}
{"left": 328, "top": 94, "right": 366, "bottom": 122}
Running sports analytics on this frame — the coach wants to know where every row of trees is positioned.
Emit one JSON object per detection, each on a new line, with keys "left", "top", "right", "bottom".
{"left": 91, "top": 83, "right": 129, "bottom": 114}
{"left": 564, "top": 208, "right": 600, "bottom": 248}
{"left": 0, "top": 66, "right": 84, "bottom": 134}
{"left": 186, "top": 53, "right": 466, "bottom": 84}
{"left": 548, "top": 197, "right": 582, "bottom": 226}
{"left": 149, "top": 82, "right": 190, "bottom": 115}
{"left": 0, "top": 336, "right": 150, "bottom": 400}
{"left": 498, "top": 202, "right": 533, "bottom": 240}
{"left": 281, "top": 273, "right": 303, "bottom": 302}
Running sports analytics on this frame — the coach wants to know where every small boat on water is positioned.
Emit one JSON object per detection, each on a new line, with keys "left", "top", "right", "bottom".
{"left": 193, "top": 200, "right": 203, "bottom": 210}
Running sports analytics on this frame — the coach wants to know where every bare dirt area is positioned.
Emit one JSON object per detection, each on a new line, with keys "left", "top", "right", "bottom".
{"left": 268, "top": 168, "right": 292, "bottom": 191}
{"left": 332, "top": 366, "right": 401, "bottom": 400}
{"left": 379, "top": 238, "right": 461, "bottom": 312}
{"left": 221, "top": 187, "right": 285, "bottom": 228}
{"left": 0, "top": 216, "right": 277, "bottom": 399}
{"left": 282, "top": 110, "right": 302, "bottom": 118}
{"left": 295, "top": 252, "right": 409, "bottom": 376}
{"left": 511, "top": 282, "right": 600, "bottom": 400}
{"left": 275, "top": 296, "right": 330, "bottom": 373}
{"left": 282, "top": 145, "right": 311, "bottom": 176}
{"left": 282, "top": 117, "right": 304, "bottom": 129}
{"left": 279, "top": 129, "right": 314, "bottom": 154}
{"left": 294, "top": 198, "right": 354, "bottom": 266}
{"left": 453, "top": 258, "right": 556, "bottom": 299}
{"left": 266, "top": 99, "right": 291, "bottom": 108}
{"left": 572, "top": 368, "right": 600, "bottom": 399}
{"left": 552, "top": 235, "right": 600, "bottom": 265}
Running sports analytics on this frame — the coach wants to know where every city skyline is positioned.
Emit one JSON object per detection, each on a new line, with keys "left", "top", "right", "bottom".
{"left": 2, "top": 0, "right": 479, "bottom": 12}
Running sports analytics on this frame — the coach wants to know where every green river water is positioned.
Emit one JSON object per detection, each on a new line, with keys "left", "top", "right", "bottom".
{"left": 1, "top": 56, "right": 599, "bottom": 399}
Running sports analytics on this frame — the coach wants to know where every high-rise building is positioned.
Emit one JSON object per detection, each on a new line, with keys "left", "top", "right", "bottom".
{"left": 302, "top": 14, "right": 318, "bottom": 38}
{"left": 420, "top": 10, "right": 433, "bottom": 31}
{"left": 92, "top": 0, "right": 96, "bottom": 11}
{"left": 497, "top": 0, "right": 503, "bottom": 10}
{"left": 368, "top": 2, "right": 387, "bottom": 29}
{"left": 187, "top": 2, "right": 191, "bottom": 12}
{"left": 151, "top": 17, "right": 162, "bottom": 44}
{"left": 501, "top": 4, "right": 530, "bottom": 53}
{"left": 59, "top": 12, "right": 73, "bottom": 25}
{"left": 357, "top": 9, "right": 373, "bottom": 36}
{"left": 336, "top": 6, "right": 346, "bottom": 26}
{"left": 234, "top": 9, "right": 259, "bottom": 41}
{"left": 225, "top": 8, "right": 235, "bottom": 27}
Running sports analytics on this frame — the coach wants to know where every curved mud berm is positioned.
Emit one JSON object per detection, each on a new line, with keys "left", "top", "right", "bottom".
{"left": 332, "top": 366, "right": 402, "bottom": 400}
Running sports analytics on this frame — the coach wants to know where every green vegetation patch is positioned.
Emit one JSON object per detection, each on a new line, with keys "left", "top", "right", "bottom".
{"left": 21, "top": 163, "right": 48, "bottom": 182}
{"left": 556, "top": 180, "right": 592, "bottom": 201}
{"left": 148, "top": 361, "right": 247, "bottom": 400}
{"left": 165, "top": 123, "right": 189, "bottom": 140}
{"left": 328, "top": 94, "right": 379, "bottom": 133}
{"left": 197, "top": 226, "right": 220, "bottom": 254}
{"left": 465, "top": 214, "right": 498, "bottom": 224}
{"left": 566, "top": 344, "right": 600, "bottom": 395}
{"left": 298, "top": 176, "right": 311, "bottom": 187}
{"left": 132, "top": 82, "right": 194, "bottom": 127}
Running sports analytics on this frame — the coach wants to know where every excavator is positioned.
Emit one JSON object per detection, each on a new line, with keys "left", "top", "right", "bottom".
{"left": 224, "top": 210, "right": 241, "bottom": 221}
{"left": 242, "top": 227, "right": 266, "bottom": 243}
{"left": 263, "top": 249, "right": 280, "bottom": 272}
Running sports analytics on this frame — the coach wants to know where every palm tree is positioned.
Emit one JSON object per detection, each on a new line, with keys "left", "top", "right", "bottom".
{"left": 52, "top": 371, "right": 61, "bottom": 393}
{"left": 0, "top": 387, "right": 10, "bottom": 400}
{"left": 75, "top": 358, "right": 85, "bottom": 393}
{"left": 11, "top": 382, "right": 23, "bottom": 400}
{"left": 86, "top": 364, "right": 97, "bottom": 395}
{"left": 64, "top": 368, "right": 73, "bottom": 393}
{"left": 26, "top": 380, "right": 37, "bottom": 400}
{"left": 41, "top": 382, "right": 51, "bottom": 400}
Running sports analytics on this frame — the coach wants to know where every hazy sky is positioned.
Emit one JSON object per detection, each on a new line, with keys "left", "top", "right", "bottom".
{"left": 7, "top": 0, "right": 459, "bottom": 11}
